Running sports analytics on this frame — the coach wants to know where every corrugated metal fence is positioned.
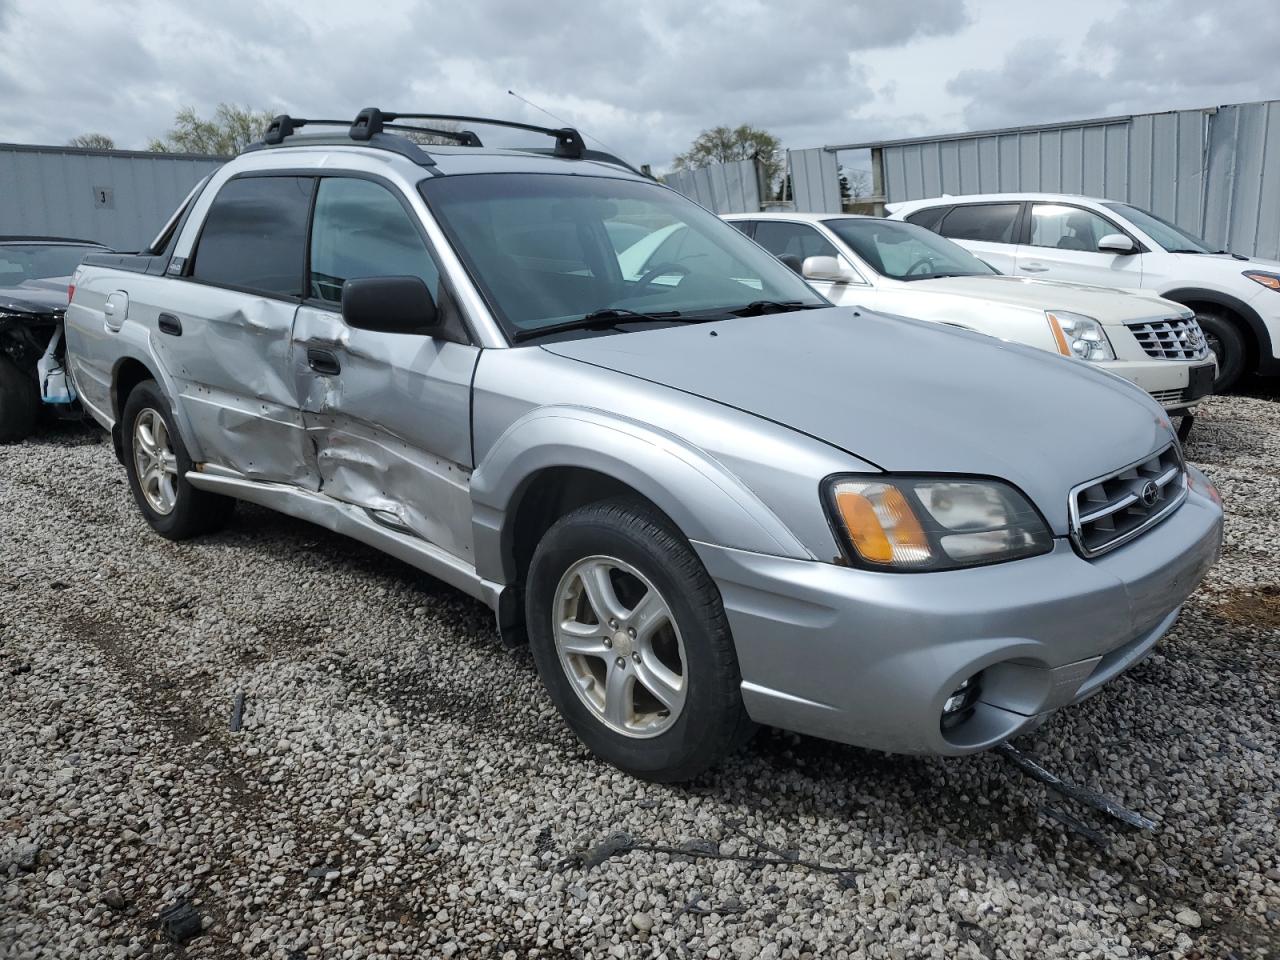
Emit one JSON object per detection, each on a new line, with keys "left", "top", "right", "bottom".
{"left": 0, "top": 144, "right": 225, "bottom": 251}
{"left": 856, "top": 100, "right": 1280, "bottom": 260}
{"left": 786, "top": 148, "right": 841, "bottom": 213}
{"left": 663, "top": 158, "right": 763, "bottom": 213}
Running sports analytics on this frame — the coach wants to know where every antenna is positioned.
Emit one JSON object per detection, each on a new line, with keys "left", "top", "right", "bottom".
{"left": 507, "top": 89, "right": 625, "bottom": 158}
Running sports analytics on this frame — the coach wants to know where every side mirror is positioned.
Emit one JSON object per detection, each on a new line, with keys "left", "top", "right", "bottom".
{"left": 802, "top": 255, "right": 855, "bottom": 283}
{"left": 1097, "top": 233, "right": 1136, "bottom": 255}
{"left": 341, "top": 276, "right": 441, "bottom": 336}
{"left": 777, "top": 254, "right": 803, "bottom": 275}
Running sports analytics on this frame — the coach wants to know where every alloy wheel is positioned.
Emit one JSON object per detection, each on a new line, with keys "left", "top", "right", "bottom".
{"left": 133, "top": 408, "right": 179, "bottom": 515}
{"left": 553, "top": 555, "right": 687, "bottom": 738}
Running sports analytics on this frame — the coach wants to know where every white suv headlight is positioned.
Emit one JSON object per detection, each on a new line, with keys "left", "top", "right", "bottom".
{"left": 1046, "top": 311, "right": 1115, "bottom": 361}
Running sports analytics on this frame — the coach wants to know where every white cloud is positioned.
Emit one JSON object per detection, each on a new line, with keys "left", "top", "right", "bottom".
{"left": 947, "top": 0, "right": 1280, "bottom": 131}
{"left": 0, "top": 0, "right": 968, "bottom": 166}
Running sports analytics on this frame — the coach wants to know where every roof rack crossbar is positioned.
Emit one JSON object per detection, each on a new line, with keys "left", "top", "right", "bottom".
{"left": 362, "top": 110, "right": 586, "bottom": 159}
{"left": 254, "top": 108, "right": 643, "bottom": 173}
{"left": 262, "top": 115, "right": 351, "bottom": 145}
{"left": 380, "top": 122, "right": 484, "bottom": 147}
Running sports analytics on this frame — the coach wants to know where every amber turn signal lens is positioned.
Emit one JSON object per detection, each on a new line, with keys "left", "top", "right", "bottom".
{"left": 1046, "top": 312, "right": 1071, "bottom": 355}
{"left": 833, "top": 484, "right": 930, "bottom": 566}
{"left": 1244, "top": 271, "right": 1280, "bottom": 291}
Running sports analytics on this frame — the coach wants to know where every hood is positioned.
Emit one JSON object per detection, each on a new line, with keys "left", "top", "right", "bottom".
{"left": 904, "top": 275, "right": 1183, "bottom": 323}
{"left": 0, "top": 277, "right": 71, "bottom": 315}
{"left": 542, "top": 307, "right": 1175, "bottom": 533}
{"left": 1168, "top": 250, "right": 1280, "bottom": 281}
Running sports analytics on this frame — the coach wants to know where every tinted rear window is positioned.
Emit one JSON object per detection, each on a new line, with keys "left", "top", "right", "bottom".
{"left": 191, "top": 176, "right": 313, "bottom": 295}
{"left": 904, "top": 206, "right": 947, "bottom": 231}
{"left": 939, "top": 203, "right": 1021, "bottom": 243}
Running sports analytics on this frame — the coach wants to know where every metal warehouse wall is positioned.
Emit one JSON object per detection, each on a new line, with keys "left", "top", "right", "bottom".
{"left": 0, "top": 144, "right": 225, "bottom": 251}
{"left": 841, "top": 100, "right": 1280, "bottom": 260}
{"left": 664, "top": 158, "right": 763, "bottom": 213}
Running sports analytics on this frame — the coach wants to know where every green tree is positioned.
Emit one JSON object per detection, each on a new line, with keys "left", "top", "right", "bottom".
{"left": 672, "top": 124, "right": 784, "bottom": 189}
{"left": 148, "top": 104, "right": 275, "bottom": 156}
{"left": 68, "top": 133, "right": 115, "bottom": 150}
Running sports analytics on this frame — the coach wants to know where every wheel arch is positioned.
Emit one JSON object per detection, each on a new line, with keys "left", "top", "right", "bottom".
{"left": 109, "top": 354, "right": 205, "bottom": 465}
{"left": 1160, "top": 286, "right": 1276, "bottom": 373}
{"left": 470, "top": 407, "right": 812, "bottom": 627}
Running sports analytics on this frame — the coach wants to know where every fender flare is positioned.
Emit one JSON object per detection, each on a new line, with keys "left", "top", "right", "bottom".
{"left": 1160, "top": 286, "right": 1277, "bottom": 369}
{"left": 469, "top": 405, "right": 814, "bottom": 585}
{"left": 108, "top": 348, "right": 208, "bottom": 464}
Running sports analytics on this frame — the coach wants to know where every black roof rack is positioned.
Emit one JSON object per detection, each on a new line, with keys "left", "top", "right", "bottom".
{"left": 0, "top": 235, "right": 107, "bottom": 245}
{"left": 349, "top": 108, "right": 585, "bottom": 159}
{"left": 248, "top": 107, "right": 642, "bottom": 175}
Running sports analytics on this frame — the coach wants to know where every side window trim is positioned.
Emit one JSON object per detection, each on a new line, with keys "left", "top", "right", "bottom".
{"left": 180, "top": 171, "right": 316, "bottom": 304}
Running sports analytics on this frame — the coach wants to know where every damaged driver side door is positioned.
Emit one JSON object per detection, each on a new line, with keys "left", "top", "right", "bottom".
{"left": 291, "top": 175, "right": 480, "bottom": 564}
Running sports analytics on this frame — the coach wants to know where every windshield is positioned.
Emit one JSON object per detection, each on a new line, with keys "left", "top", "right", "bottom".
{"left": 1103, "top": 202, "right": 1212, "bottom": 254}
{"left": 0, "top": 243, "right": 100, "bottom": 285}
{"left": 419, "top": 174, "right": 825, "bottom": 340}
{"left": 822, "top": 218, "right": 997, "bottom": 281}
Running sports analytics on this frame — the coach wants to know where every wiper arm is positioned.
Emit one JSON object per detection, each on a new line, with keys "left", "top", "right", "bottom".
{"left": 510, "top": 307, "right": 684, "bottom": 343}
{"left": 722, "top": 300, "right": 821, "bottom": 317}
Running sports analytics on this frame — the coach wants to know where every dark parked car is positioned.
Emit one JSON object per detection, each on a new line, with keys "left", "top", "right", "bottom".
{"left": 0, "top": 236, "right": 107, "bottom": 441}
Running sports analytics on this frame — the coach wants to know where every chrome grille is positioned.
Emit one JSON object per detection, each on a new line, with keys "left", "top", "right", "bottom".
{"left": 1149, "top": 387, "right": 1185, "bottom": 405}
{"left": 1125, "top": 317, "right": 1210, "bottom": 360}
{"left": 1069, "top": 443, "right": 1187, "bottom": 557}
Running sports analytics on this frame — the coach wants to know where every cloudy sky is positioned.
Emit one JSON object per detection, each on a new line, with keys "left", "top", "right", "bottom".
{"left": 0, "top": 0, "right": 1274, "bottom": 171}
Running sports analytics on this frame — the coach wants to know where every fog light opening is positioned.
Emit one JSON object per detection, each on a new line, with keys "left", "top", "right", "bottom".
{"left": 941, "top": 673, "right": 983, "bottom": 731}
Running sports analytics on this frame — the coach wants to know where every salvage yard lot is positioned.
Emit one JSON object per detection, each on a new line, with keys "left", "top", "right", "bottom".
{"left": 2, "top": 393, "right": 1278, "bottom": 960}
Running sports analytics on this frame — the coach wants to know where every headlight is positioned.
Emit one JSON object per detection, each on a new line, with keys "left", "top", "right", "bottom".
{"left": 825, "top": 476, "right": 1053, "bottom": 572}
{"left": 1046, "top": 311, "right": 1115, "bottom": 361}
{"left": 1243, "top": 270, "right": 1280, "bottom": 291}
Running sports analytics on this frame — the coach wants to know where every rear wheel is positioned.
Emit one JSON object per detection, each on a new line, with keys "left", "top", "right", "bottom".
{"left": 526, "top": 497, "right": 753, "bottom": 781}
{"left": 121, "top": 380, "right": 234, "bottom": 539}
{"left": 0, "top": 355, "right": 39, "bottom": 443}
{"left": 1194, "top": 310, "right": 1246, "bottom": 392}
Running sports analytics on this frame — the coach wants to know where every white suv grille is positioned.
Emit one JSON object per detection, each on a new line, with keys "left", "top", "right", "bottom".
{"left": 1069, "top": 444, "right": 1187, "bottom": 557}
{"left": 1125, "top": 317, "right": 1210, "bottom": 360}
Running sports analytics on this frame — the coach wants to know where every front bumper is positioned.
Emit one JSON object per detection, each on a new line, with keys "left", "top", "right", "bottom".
{"left": 693, "top": 473, "right": 1223, "bottom": 756}
{"left": 1096, "top": 357, "right": 1217, "bottom": 413}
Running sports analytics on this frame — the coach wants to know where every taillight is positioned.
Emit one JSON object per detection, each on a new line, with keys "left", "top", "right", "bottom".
{"left": 67, "top": 283, "right": 76, "bottom": 304}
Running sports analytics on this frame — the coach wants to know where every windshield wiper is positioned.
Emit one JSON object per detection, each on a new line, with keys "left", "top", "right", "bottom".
{"left": 716, "top": 300, "right": 822, "bottom": 317}
{"left": 510, "top": 307, "right": 686, "bottom": 343}
{"left": 1166, "top": 248, "right": 1207, "bottom": 254}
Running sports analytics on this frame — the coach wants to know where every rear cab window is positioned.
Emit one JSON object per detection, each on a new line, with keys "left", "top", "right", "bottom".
{"left": 189, "top": 176, "right": 314, "bottom": 296}
{"left": 938, "top": 203, "right": 1022, "bottom": 244}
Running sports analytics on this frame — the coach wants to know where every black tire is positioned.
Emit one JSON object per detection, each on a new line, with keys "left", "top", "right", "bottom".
{"left": 0, "top": 355, "right": 39, "bottom": 443}
{"left": 526, "top": 497, "right": 754, "bottom": 782}
{"left": 1195, "top": 310, "right": 1247, "bottom": 392}
{"left": 120, "top": 379, "right": 234, "bottom": 540}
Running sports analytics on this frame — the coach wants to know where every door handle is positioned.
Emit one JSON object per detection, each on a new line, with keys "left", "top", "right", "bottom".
{"left": 307, "top": 347, "right": 341, "bottom": 376}
{"left": 157, "top": 313, "right": 183, "bottom": 336}
{"left": 1021, "top": 263, "right": 1049, "bottom": 273}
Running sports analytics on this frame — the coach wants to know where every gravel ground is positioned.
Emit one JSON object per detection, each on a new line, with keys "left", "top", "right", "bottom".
{"left": 2, "top": 394, "right": 1278, "bottom": 960}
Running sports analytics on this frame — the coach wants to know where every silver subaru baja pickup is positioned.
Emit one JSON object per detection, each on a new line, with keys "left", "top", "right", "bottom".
{"left": 64, "top": 109, "right": 1223, "bottom": 781}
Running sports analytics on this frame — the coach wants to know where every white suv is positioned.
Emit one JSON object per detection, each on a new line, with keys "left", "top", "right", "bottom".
{"left": 886, "top": 192, "right": 1280, "bottom": 390}
{"left": 725, "top": 213, "right": 1215, "bottom": 423}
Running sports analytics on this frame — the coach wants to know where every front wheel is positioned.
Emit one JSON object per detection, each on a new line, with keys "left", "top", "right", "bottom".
{"left": 1195, "top": 310, "right": 1246, "bottom": 392}
{"left": 121, "top": 380, "right": 234, "bottom": 539}
{"left": 526, "top": 497, "right": 754, "bottom": 782}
